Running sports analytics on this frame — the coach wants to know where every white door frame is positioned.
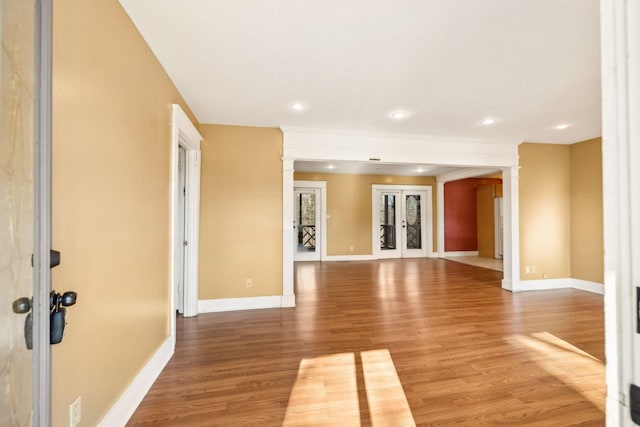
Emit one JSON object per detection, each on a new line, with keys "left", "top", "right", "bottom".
{"left": 170, "top": 105, "right": 202, "bottom": 339}
{"left": 293, "top": 180, "right": 327, "bottom": 261}
{"left": 372, "top": 185, "right": 432, "bottom": 259}
{"left": 601, "top": 0, "right": 639, "bottom": 424}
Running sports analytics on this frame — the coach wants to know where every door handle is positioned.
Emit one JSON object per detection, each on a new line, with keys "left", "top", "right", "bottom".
{"left": 13, "top": 249, "right": 78, "bottom": 349}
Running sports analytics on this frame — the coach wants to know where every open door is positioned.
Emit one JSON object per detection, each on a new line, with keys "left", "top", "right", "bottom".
{"left": 294, "top": 187, "right": 321, "bottom": 261}
{"left": 2, "top": 0, "right": 52, "bottom": 423}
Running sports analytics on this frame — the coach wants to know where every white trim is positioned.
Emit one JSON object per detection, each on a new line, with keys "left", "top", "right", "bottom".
{"left": 322, "top": 255, "right": 376, "bottom": 262}
{"left": 282, "top": 158, "right": 296, "bottom": 306}
{"left": 281, "top": 127, "right": 519, "bottom": 167}
{"left": 601, "top": 0, "right": 637, "bottom": 424}
{"left": 514, "top": 278, "right": 604, "bottom": 295}
{"left": 444, "top": 251, "right": 479, "bottom": 257}
{"left": 572, "top": 279, "right": 605, "bottom": 295}
{"left": 515, "top": 278, "right": 572, "bottom": 292}
{"left": 171, "top": 105, "right": 203, "bottom": 330}
{"left": 501, "top": 166, "right": 519, "bottom": 292}
{"left": 198, "top": 296, "right": 286, "bottom": 313}
{"left": 436, "top": 181, "right": 445, "bottom": 258}
{"left": 97, "top": 337, "right": 173, "bottom": 427}
{"left": 294, "top": 180, "right": 327, "bottom": 261}
{"left": 436, "top": 167, "right": 502, "bottom": 183}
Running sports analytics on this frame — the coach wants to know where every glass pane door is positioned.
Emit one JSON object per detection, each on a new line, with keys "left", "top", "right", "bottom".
{"left": 401, "top": 191, "right": 427, "bottom": 257}
{"left": 294, "top": 189, "right": 321, "bottom": 261}
{"left": 378, "top": 192, "right": 402, "bottom": 258}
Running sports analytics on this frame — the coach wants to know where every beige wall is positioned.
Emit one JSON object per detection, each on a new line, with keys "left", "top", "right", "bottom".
{"left": 519, "top": 143, "right": 572, "bottom": 279}
{"left": 51, "top": 1, "right": 197, "bottom": 425}
{"left": 199, "top": 125, "right": 283, "bottom": 299}
{"left": 294, "top": 172, "right": 437, "bottom": 255}
{"left": 570, "top": 138, "right": 604, "bottom": 283}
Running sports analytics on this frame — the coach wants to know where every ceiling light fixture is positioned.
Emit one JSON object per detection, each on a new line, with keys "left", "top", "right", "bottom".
{"left": 554, "top": 123, "right": 570, "bottom": 130}
{"left": 390, "top": 110, "right": 409, "bottom": 120}
{"left": 289, "top": 101, "right": 307, "bottom": 112}
{"left": 480, "top": 118, "right": 497, "bottom": 126}
{"left": 326, "top": 164, "right": 336, "bottom": 170}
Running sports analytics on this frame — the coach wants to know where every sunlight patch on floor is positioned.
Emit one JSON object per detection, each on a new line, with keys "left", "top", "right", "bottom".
{"left": 508, "top": 331, "right": 605, "bottom": 411}
{"left": 283, "top": 350, "right": 415, "bottom": 426}
{"left": 361, "top": 349, "right": 416, "bottom": 427}
{"left": 283, "top": 352, "right": 360, "bottom": 426}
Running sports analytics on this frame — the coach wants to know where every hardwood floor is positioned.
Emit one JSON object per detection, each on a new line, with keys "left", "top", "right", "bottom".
{"left": 127, "top": 259, "right": 605, "bottom": 426}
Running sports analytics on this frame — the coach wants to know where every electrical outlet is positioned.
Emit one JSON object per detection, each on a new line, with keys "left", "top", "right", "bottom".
{"left": 69, "top": 396, "right": 81, "bottom": 427}
{"left": 246, "top": 278, "right": 253, "bottom": 288}
{"left": 349, "top": 246, "right": 354, "bottom": 252}
{"left": 525, "top": 266, "right": 531, "bottom": 274}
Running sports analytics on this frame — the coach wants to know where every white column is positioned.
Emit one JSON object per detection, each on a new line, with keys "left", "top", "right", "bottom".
{"left": 436, "top": 181, "right": 445, "bottom": 258}
{"left": 281, "top": 158, "right": 296, "bottom": 307}
{"left": 501, "top": 165, "right": 519, "bottom": 292}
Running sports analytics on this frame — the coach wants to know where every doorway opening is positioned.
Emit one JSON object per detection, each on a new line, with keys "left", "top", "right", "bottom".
{"left": 170, "top": 105, "right": 202, "bottom": 341}
{"left": 293, "top": 180, "right": 326, "bottom": 262}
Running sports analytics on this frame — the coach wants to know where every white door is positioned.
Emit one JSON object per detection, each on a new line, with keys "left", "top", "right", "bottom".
{"left": 175, "top": 145, "right": 186, "bottom": 314}
{"left": 2, "top": 0, "right": 49, "bottom": 422}
{"left": 374, "top": 187, "right": 429, "bottom": 259}
{"left": 294, "top": 188, "right": 321, "bottom": 261}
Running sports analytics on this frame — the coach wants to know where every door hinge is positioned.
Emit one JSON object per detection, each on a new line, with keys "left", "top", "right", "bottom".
{"left": 183, "top": 240, "right": 188, "bottom": 246}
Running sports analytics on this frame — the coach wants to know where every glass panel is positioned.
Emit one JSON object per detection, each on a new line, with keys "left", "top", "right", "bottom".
{"left": 380, "top": 194, "right": 396, "bottom": 250}
{"left": 1, "top": 0, "right": 35, "bottom": 423}
{"left": 296, "top": 192, "right": 316, "bottom": 253}
{"left": 405, "top": 195, "right": 421, "bottom": 249}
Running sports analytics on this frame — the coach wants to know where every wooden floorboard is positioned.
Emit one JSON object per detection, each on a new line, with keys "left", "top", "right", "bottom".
{"left": 128, "top": 258, "right": 605, "bottom": 426}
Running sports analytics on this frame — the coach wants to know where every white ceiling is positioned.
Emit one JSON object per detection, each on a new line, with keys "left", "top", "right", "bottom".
{"left": 120, "top": 0, "right": 601, "bottom": 146}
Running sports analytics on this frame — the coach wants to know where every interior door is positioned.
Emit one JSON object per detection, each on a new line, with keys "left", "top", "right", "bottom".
{"left": 1, "top": 0, "right": 40, "bottom": 422}
{"left": 376, "top": 190, "right": 428, "bottom": 258}
{"left": 294, "top": 188, "right": 321, "bottom": 261}
{"left": 176, "top": 145, "right": 186, "bottom": 313}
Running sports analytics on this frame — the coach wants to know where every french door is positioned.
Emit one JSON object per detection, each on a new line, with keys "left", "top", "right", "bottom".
{"left": 373, "top": 186, "right": 430, "bottom": 259}
{"left": 293, "top": 187, "right": 321, "bottom": 261}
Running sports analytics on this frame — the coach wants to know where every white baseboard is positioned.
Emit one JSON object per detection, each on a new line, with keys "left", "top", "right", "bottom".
{"left": 97, "top": 336, "right": 174, "bottom": 427}
{"left": 198, "top": 295, "right": 289, "bottom": 313}
{"left": 571, "top": 278, "right": 605, "bottom": 295}
{"left": 516, "top": 278, "right": 572, "bottom": 292}
{"left": 515, "top": 278, "right": 604, "bottom": 295}
{"left": 281, "top": 294, "right": 296, "bottom": 307}
{"left": 323, "top": 254, "right": 376, "bottom": 261}
{"left": 444, "top": 251, "right": 479, "bottom": 257}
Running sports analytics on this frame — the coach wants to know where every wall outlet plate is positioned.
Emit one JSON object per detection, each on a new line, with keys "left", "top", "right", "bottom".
{"left": 70, "top": 396, "right": 81, "bottom": 427}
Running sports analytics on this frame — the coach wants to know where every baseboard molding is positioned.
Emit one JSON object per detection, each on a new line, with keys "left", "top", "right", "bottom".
{"left": 97, "top": 336, "right": 174, "bottom": 427}
{"left": 198, "top": 295, "right": 289, "bottom": 313}
{"left": 323, "top": 254, "right": 376, "bottom": 261}
{"left": 515, "top": 278, "right": 604, "bottom": 295}
{"left": 571, "top": 279, "right": 604, "bottom": 295}
{"left": 444, "top": 251, "right": 479, "bottom": 257}
{"left": 281, "top": 294, "right": 296, "bottom": 307}
{"left": 516, "top": 278, "right": 572, "bottom": 292}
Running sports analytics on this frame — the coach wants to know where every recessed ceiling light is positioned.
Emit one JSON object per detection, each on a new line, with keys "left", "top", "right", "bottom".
{"left": 416, "top": 167, "right": 425, "bottom": 173}
{"left": 480, "top": 118, "right": 497, "bottom": 126}
{"left": 554, "top": 123, "right": 570, "bottom": 130}
{"left": 289, "top": 102, "right": 307, "bottom": 112}
{"left": 390, "top": 110, "right": 409, "bottom": 120}
{"left": 326, "top": 164, "right": 336, "bottom": 170}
